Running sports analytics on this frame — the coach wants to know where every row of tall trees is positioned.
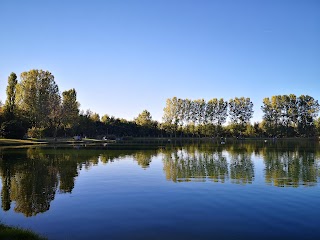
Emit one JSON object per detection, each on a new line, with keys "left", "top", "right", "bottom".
{"left": 162, "top": 97, "right": 253, "bottom": 137}
{"left": 261, "top": 94, "right": 319, "bottom": 137}
{"left": 1, "top": 69, "right": 320, "bottom": 138}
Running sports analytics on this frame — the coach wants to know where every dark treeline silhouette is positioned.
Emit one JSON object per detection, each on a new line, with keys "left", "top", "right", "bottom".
{"left": 1, "top": 70, "right": 320, "bottom": 139}
{"left": 1, "top": 142, "right": 319, "bottom": 216}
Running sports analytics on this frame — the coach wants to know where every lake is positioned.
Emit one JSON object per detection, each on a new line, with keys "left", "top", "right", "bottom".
{"left": 1, "top": 140, "right": 320, "bottom": 239}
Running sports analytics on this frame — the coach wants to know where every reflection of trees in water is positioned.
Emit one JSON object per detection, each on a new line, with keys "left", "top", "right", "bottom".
{"left": 229, "top": 152, "right": 254, "bottom": 184}
{"left": 0, "top": 147, "right": 161, "bottom": 217}
{"left": 10, "top": 160, "right": 58, "bottom": 217}
{"left": 162, "top": 141, "right": 320, "bottom": 186}
{"left": 100, "top": 149, "right": 158, "bottom": 169}
{"left": 0, "top": 148, "right": 102, "bottom": 217}
{"left": 99, "top": 149, "right": 156, "bottom": 169}
{"left": 133, "top": 150, "right": 157, "bottom": 169}
{"left": 1, "top": 141, "right": 320, "bottom": 216}
{"left": 1, "top": 159, "right": 13, "bottom": 211}
{"left": 0, "top": 149, "right": 60, "bottom": 217}
{"left": 264, "top": 150, "right": 320, "bottom": 187}
{"left": 162, "top": 148, "right": 229, "bottom": 183}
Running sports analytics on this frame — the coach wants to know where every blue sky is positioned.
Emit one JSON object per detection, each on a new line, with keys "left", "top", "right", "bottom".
{"left": 0, "top": 0, "right": 319, "bottom": 122}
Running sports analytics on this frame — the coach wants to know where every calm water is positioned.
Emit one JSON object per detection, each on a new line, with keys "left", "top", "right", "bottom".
{"left": 1, "top": 141, "right": 320, "bottom": 239}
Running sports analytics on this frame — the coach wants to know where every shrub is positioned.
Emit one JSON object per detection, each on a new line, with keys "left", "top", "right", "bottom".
{"left": 0, "top": 120, "right": 26, "bottom": 139}
{"left": 27, "top": 127, "right": 45, "bottom": 139}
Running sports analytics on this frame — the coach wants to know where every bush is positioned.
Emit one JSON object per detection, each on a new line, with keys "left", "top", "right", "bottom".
{"left": 0, "top": 120, "right": 26, "bottom": 139}
{"left": 27, "top": 127, "right": 45, "bottom": 139}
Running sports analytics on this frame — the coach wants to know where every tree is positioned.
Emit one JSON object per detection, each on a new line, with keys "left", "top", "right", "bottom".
{"left": 0, "top": 73, "right": 28, "bottom": 138}
{"left": 135, "top": 110, "right": 153, "bottom": 127}
{"left": 262, "top": 94, "right": 320, "bottom": 137}
{"left": 101, "top": 114, "right": 111, "bottom": 124}
{"left": 90, "top": 112, "right": 100, "bottom": 122}
{"left": 48, "top": 92, "right": 62, "bottom": 138}
{"left": 279, "top": 94, "right": 298, "bottom": 137}
{"left": 229, "top": 97, "right": 254, "bottom": 125}
{"left": 163, "top": 97, "right": 180, "bottom": 137}
{"left": 16, "top": 70, "right": 60, "bottom": 130}
{"left": 297, "top": 95, "right": 319, "bottom": 136}
{"left": 270, "top": 95, "right": 282, "bottom": 136}
{"left": 206, "top": 98, "right": 228, "bottom": 136}
{"left": 261, "top": 97, "right": 277, "bottom": 136}
{"left": 4, "top": 72, "right": 18, "bottom": 119}
{"left": 229, "top": 97, "right": 253, "bottom": 136}
{"left": 0, "top": 120, "right": 26, "bottom": 139}
{"left": 315, "top": 117, "right": 320, "bottom": 136}
{"left": 61, "top": 89, "right": 80, "bottom": 135}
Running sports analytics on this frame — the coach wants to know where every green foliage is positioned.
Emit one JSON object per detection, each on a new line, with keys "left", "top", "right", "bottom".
{"left": 135, "top": 110, "right": 153, "bottom": 126}
{"left": 90, "top": 112, "right": 100, "bottom": 122}
{"left": 261, "top": 94, "right": 319, "bottom": 137}
{"left": 16, "top": 70, "right": 60, "bottom": 128}
{"left": 4, "top": 72, "right": 18, "bottom": 118}
{"left": 163, "top": 97, "right": 230, "bottom": 137}
{"left": 61, "top": 89, "right": 80, "bottom": 126}
{"left": 0, "top": 120, "right": 26, "bottom": 139}
{"left": 229, "top": 97, "right": 254, "bottom": 125}
{"left": 27, "top": 127, "right": 46, "bottom": 138}
{"left": 101, "top": 114, "right": 111, "bottom": 124}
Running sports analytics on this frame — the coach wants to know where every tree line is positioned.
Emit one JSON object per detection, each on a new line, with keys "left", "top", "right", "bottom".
{"left": 0, "top": 69, "right": 320, "bottom": 139}
{"left": 162, "top": 97, "right": 253, "bottom": 137}
{"left": 162, "top": 95, "right": 320, "bottom": 138}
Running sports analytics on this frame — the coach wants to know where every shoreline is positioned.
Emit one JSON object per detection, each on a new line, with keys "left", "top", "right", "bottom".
{"left": 0, "top": 137, "right": 318, "bottom": 147}
{"left": 0, "top": 222, "right": 46, "bottom": 240}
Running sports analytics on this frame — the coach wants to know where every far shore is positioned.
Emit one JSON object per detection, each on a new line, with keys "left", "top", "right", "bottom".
{"left": 0, "top": 136, "right": 318, "bottom": 147}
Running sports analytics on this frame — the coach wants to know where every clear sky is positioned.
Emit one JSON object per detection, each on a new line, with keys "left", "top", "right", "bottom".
{"left": 0, "top": 0, "right": 319, "bottom": 122}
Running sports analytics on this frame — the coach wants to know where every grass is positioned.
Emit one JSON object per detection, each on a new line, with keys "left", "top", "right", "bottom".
{"left": 0, "top": 223, "right": 47, "bottom": 240}
{"left": 0, "top": 138, "right": 48, "bottom": 146}
{"left": 0, "top": 137, "right": 116, "bottom": 147}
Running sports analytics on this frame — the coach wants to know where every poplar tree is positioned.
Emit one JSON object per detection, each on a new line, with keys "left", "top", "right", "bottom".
{"left": 229, "top": 97, "right": 254, "bottom": 136}
{"left": 61, "top": 88, "right": 80, "bottom": 133}
{"left": 297, "top": 95, "right": 319, "bottom": 136}
{"left": 229, "top": 97, "right": 253, "bottom": 125}
{"left": 4, "top": 72, "right": 18, "bottom": 118}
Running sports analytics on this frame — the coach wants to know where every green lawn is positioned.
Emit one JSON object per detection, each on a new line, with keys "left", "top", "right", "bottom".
{"left": 0, "top": 223, "right": 47, "bottom": 240}
{"left": 0, "top": 138, "right": 48, "bottom": 146}
{"left": 0, "top": 138, "right": 116, "bottom": 147}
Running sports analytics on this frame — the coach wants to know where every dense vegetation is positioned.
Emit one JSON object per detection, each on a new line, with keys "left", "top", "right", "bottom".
{"left": 1, "top": 70, "right": 319, "bottom": 139}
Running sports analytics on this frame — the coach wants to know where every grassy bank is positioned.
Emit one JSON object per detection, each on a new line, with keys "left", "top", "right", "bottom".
{"left": 0, "top": 139, "right": 47, "bottom": 146}
{"left": 0, "top": 136, "right": 317, "bottom": 147}
{"left": 0, "top": 138, "right": 116, "bottom": 147}
{"left": 0, "top": 223, "right": 46, "bottom": 240}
